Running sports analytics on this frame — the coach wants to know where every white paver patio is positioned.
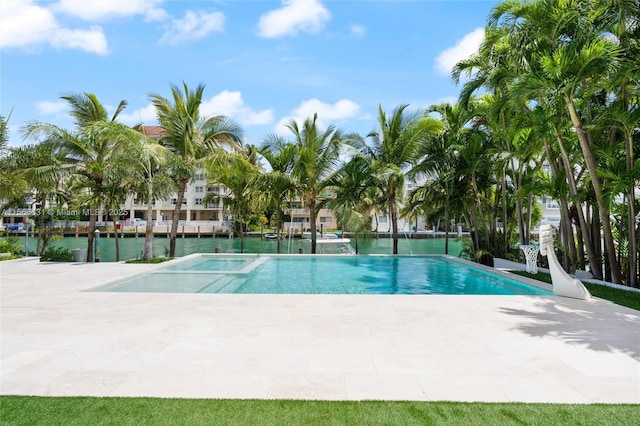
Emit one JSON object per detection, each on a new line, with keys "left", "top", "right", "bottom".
{"left": 1, "top": 257, "right": 639, "bottom": 403}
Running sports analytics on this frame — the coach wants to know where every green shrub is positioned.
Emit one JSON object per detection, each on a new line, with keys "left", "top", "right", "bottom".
{"left": 126, "top": 256, "right": 173, "bottom": 264}
{"left": 0, "top": 237, "right": 22, "bottom": 255}
{"left": 39, "top": 246, "right": 74, "bottom": 262}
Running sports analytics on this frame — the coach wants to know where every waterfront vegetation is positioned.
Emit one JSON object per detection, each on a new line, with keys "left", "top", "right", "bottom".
{"left": 1, "top": 396, "right": 639, "bottom": 426}
{"left": 0, "top": 0, "right": 638, "bottom": 286}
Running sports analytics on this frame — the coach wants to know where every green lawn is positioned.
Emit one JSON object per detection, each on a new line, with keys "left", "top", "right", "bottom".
{"left": 1, "top": 396, "right": 638, "bottom": 426}
{"left": 512, "top": 271, "right": 640, "bottom": 311}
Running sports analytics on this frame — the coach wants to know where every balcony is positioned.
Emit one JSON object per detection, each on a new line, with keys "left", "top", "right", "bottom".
{"left": 289, "top": 208, "right": 310, "bottom": 216}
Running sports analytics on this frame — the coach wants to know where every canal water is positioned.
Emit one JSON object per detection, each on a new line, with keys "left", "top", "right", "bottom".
{"left": 7, "top": 234, "right": 463, "bottom": 262}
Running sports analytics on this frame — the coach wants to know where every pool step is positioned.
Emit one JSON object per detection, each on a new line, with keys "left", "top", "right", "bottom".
{"left": 198, "top": 275, "right": 247, "bottom": 293}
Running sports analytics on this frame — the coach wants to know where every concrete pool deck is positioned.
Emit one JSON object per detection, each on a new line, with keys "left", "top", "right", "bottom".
{"left": 1, "top": 257, "right": 639, "bottom": 403}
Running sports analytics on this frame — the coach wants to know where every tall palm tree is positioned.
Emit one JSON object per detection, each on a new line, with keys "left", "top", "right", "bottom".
{"left": 354, "top": 105, "right": 443, "bottom": 254}
{"left": 204, "top": 146, "right": 261, "bottom": 253}
{"left": 23, "top": 93, "right": 128, "bottom": 262}
{"left": 83, "top": 121, "right": 172, "bottom": 261}
{"left": 326, "top": 154, "right": 377, "bottom": 254}
{"left": 8, "top": 142, "right": 66, "bottom": 255}
{"left": 286, "top": 114, "right": 346, "bottom": 254}
{"left": 149, "top": 82, "right": 243, "bottom": 257}
{"left": 257, "top": 136, "right": 297, "bottom": 253}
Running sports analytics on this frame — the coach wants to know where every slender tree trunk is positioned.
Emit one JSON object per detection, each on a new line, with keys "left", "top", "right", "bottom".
{"left": 276, "top": 213, "right": 281, "bottom": 254}
{"left": 309, "top": 194, "right": 317, "bottom": 254}
{"left": 86, "top": 210, "right": 97, "bottom": 262}
{"left": 576, "top": 219, "right": 585, "bottom": 271}
{"left": 37, "top": 200, "right": 45, "bottom": 255}
{"left": 389, "top": 193, "right": 399, "bottom": 255}
{"left": 561, "top": 200, "right": 576, "bottom": 271}
{"left": 111, "top": 213, "right": 120, "bottom": 262}
{"left": 444, "top": 203, "right": 449, "bottom": 255}
{"left": 567, "top": 99, "right": 622, "bottom": 283}
{"left": 239, "top": 216, "right": 245, "bottom": 254}
{"left": 625, "top": 132, "right": 637, "bottom": 287}
{"left": 169, "top": 178, "right": 187, "bottom": 258}
{"left": 551, "top": 134, "right": 603, "bottom": 279}
{"left": 144, "top": 202, "right": 154, "bottom": 260}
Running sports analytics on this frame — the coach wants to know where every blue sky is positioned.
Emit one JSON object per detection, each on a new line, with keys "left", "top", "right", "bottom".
{"left": 1, "top": 0, "right": 498, "bottom": 147}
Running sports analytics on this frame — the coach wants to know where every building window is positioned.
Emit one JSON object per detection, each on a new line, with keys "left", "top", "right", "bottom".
{"left": 195, "top": 186, "right": 204, "bottom": 193}
{"left": 544, "top": 198, "right": 559, "bottom": 209}
{"left": 195, "top": 173, "right": 205, "bottom": 181}
{"left": 378, "top": 215, "right": 388, "bottom": 223}
{"left": 319, "top": 216, "right": 332, "bottom": 223}
{"left": 171, "top": 198, "right": 177, "bottom": 205}
{"left": 195, "top": 198, "right": 203, "bottom": 205}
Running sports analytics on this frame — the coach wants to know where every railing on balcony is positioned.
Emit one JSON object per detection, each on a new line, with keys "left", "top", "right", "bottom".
{"left": 289, "top": 208, "right": 310, "bottom": 215}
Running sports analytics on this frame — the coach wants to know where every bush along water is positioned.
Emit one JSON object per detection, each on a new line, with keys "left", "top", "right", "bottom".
{"left": 39, "top": 246, "right": 74, "bottom": 262}
{"left": 0, "top": 237, "right": 23, "bottom": 260}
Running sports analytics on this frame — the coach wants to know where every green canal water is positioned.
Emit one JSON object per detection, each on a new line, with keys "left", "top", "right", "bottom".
{"left": 8, "top": 234, "right": 463, "bottom": 262}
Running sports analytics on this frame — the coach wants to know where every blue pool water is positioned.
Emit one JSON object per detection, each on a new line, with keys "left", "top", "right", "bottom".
{"left": 96, "top": 255, "right": 553, "bottom": 295}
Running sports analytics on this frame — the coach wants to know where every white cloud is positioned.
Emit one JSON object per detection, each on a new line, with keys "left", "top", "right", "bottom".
{"left": 275, "top": 98, "right": 361, "bottom": 134}
{"left": 117, "top": 104, "right": 157, "bottom": 125}
{"left": 159, "top": 10, "right": 225, "bottom": 45}
{"left": 257, "top": 0, "right": 330, "bottom": 38}
{"left": 118, "top": 91, "right": 274, "bottom": 127}
{"left": 0, "top": 0, "right": 108, "bottom": 55}
{"left": 55, "top": 0, "right": 168, "bottom": 22}
{"left": 434, "top": 27, "right": 484, "bottom": 75}
{"left": 201, "top": 91, "right": 274, "bottom": 126}
{"left": 349, "top": 24, "right": 366, "bottom": 38}
{"left": 34, "top": 100, "right": 68, "bottom": 116}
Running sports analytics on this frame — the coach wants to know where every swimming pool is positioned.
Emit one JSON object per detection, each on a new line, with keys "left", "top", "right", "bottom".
{"left": 95, "top": 254, "right": 553, "bottom": 295}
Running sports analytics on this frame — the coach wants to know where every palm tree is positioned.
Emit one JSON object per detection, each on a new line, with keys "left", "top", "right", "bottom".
{"left": 7, "top": 142, "right": 66, "bottom": 255}
{"left": 489, "top": 0, "right": 625, "bottom": 282}
{"left": 204, "top": 146, "right": 261, "bottom": 253}
{"left": 354, "top": 105, "right": 443, "bottom": 254}
{"left": 23, "top": 93, "right": 128, "bottom": 262}
{"left": 326, "top": 154, "right": 377, "bottom": 254}
{"left": 286, "top": 114, "right": 346, "bottom": 254}
{"left": 149, "top": 82, "right": 243, "bottom": 257}
{"left": 257, "top": 136, "right": 297, "bottom": 253}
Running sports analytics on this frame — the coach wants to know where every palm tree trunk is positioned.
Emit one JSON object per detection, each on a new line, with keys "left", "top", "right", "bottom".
{"left": 566, "top": 99, "right": 622, "bottom": 283}
{"left": 111, "top": 212, "right": 120, "bottom": 262}
{"left": 309, "top": 196, "right": 317, "bottom": 254}
{"left": 526, "top": 192, "right": 534, "bottom": 245}
{"left": 239, "top": 217, "right": 245, "bottom": 254}
{"left": 144, "top": 202, "right": 154, "bottom": 260}
{"left": 551, "top": 134, "right": 602, "bottom": 279}
{"left": 625, "top": 132, "right": 636, "bottom": 287}
{"left": 169, "top": 177, "right": 187, "bottom": 257}
{"left": 37, "top": 199, "right": 45, "bottom": 255}
{"left": 86, "top": 211, "right": 96, "bottom": 262}
{"left": 389, "top": 194, "right": 399, "bottom": 255}
{"left": 444, "top": 203, "right": 450, "bottom": 255}
{"left": 275, "top": 214, "right": 281, "bottom": 254}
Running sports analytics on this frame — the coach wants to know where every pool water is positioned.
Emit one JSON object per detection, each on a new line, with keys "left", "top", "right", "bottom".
{"left": 96, "top": 255, "right": 553, "bottom": 296}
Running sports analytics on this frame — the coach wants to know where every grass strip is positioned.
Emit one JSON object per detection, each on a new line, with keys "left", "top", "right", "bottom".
{"left": 511, "top": 271, "right": 640, "bottom": 311}
{"left": 1, "top": 396, "right": 639, "bottom": 426}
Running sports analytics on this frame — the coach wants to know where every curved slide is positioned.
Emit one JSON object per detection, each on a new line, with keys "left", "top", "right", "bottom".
{"left": 539, "top": 225, "right": 592, "bottom": 300}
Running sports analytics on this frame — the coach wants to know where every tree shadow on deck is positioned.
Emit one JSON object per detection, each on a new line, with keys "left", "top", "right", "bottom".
{"left": 499, "top": 298, "right": 640, "bottom": 360}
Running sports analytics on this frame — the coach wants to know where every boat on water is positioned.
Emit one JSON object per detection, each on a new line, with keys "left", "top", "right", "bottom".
{"left": 302, "top": 231, "right": 342, "bottom": 240}
{"left": 264, "top": 233, "right": 280, "bottom": 240}
{"left": 315, "top": 238, "right": 356, "bottom": 255}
